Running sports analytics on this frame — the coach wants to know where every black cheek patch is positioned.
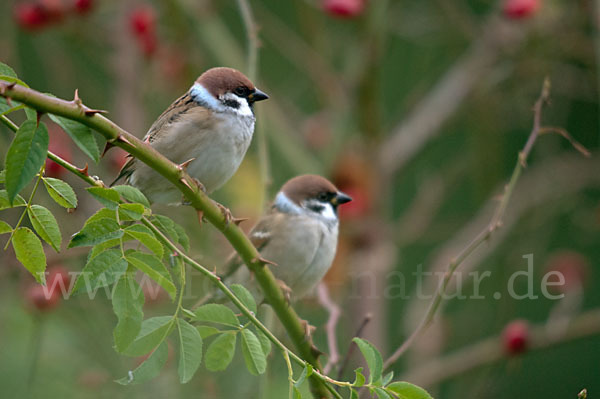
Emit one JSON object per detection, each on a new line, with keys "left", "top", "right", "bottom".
{"left": 223, "top": 99, "right": 240, "bottom": 109}
{"left": 308, "top": 204, "right": 325, "bottom": 213}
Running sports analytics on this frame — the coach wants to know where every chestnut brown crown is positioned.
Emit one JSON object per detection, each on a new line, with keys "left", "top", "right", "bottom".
{"left": 196, "top": 67, "right": 256, "bottom": 98}
{"left": 282, "top": 175, "right": 340, "bottom": 205}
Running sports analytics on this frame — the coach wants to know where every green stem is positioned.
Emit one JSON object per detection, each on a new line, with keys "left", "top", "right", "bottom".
{"left": 4, "top": 167, "right": 44, "bottom": 250}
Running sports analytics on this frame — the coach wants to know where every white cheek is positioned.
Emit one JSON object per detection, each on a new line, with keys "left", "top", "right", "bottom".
{"left": 274, "top": 192, "right": 302, "bottom": 214}
{"left": 190, "top": 83, "right": 221, "bottom": 110}
{"left": 320, "top": 203, "right": 337, "bottom": 221}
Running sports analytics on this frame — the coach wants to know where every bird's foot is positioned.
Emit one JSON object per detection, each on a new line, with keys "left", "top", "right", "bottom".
{"left": 191, "top": 177, "right": 207, "bottom": 194}
{"left": 214, "top": 201, "right": 233, "bottom": 225}
{"left": 276, "top": 279, "right": 292, "bottom": 305}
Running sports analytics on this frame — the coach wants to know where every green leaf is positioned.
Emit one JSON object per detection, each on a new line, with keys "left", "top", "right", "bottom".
{"left": 115, "top": 341, "right": 168, "bottom": 385}
{"left": 71, "top": 249, "right": 127, "bottom": 294}
{"left": 27, "top": 205, "right": 61, "bottom": 252}
{"left": 382, "top": 371, "right": 394, "bottom": 386}
{"left": 254, "top": 327, "right": 272, "bottom": 357}
{"left": 89, "top": 238, "right": 122, "bottom": 260}
{"left": 386, "top": 382, "right": 433, "bottom": 399}
{"left": 118, "top": 203, "right": 145, "bottom": 221}
{"left": 5, "top": 120, "right": 48, "bottom": 203}
{"left": 112, "top": 185, "right": 150, "bottom": 207}
{"left": 42, "top": 177, "right": 77, "bottom": 208}
{"left": 69, "top": 217, "right": 123, "bottom": 248}
{"left": 0, "top": 190, "right": 26, "bottom": 210}
{"left": 205, "top": 333, "right": 237, "bottom": 371}
{"left": 85, "top": 208, "right": 116, "bottom": 225}
{"left": 113, "top": 274, "right": 144, "bottom": 353}
{"left": 295, "top": 364, "right": 313, "bottom": 388}
{"left": 49, "top": 114, "right": 99, "bottom": 162}
{"left": 86, "top": 187, "right": 121, "bottom": 210}
{"left": 230, "top": 284, "right": 257, "bottom": 314}
{"left": 152, "top": 215, "right": 189, "bottom": 251}
{"left": 0, "top": 62, "right": 18, "bottom": 77}
{"left": 177, "top": 318, "right": 203, "bottom": 383}
{"left": 240, "top": 329, "right": 266, "bottom": 375}
{"left": 353, "top": 338, "right": 383, "bottom": 384}
{"left": 124, "top": 316, "right": 174, "bottom": 357}
{"left": 197, "top": 325, "right": 221, "bottom": 339}
{"left": 374, "top": 388, "right": 392, "bottom": 399}
{"left": 126, "top": 251, "right": 176, "bottom": 300}
{"left": 0, "top": 220, "right": 12, "bottom": 234}
{"left": 12, "top": 227, "right": 46, "bottom": 284}
{"left": 293, "top": 387, "right": 302, "bottom": 399}
{"left": 124, "top": 224, "right": 164, "bottom": 259}
{"left": 350, "top": 388, "right": 359, "bottom": 399}
{"left": 0, "top": 169, "right": 5, "bottom": 183}
{"left": 353, "top": 367, "right": 366, "bottom": 387}
{"left": 193, "top": 304, "right": 240, "bottom": 327}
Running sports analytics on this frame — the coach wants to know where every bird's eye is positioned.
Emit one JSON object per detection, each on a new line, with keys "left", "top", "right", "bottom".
{"left": 317, "top": 193, "right": 329, "bottom": 202}
{"left": 234, "top": 86, "right": 246, "bottom": 96}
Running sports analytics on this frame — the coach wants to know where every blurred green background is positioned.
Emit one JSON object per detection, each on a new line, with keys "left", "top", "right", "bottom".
{"left": 0, "top": 0, "right": 599, "bottom": 398}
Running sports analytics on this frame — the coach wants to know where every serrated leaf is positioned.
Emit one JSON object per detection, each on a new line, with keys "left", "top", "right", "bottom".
{"left": 205, "top": 333, "right": 237, "bottom": 371}
{"left": 0, "top": 190, "right": 26, "bottom": 210}
{"left": 240, "top": 329, "right": 266, "bottom": 375}
{"left": 89, "top": 238, "right": 122, "bottom": 260}
{"left": 113, "top": 274, "right": 144, "bottom": 353}
{"left": 42, "top": 177, "right": 77, "bottom": 208}
{"left": 86, "top": 187, "right": 121, "bottom": 210}
{"left": 49, "top": 114, "right": 100, "bottom": 162}
{"left": 230, "top": 284, "right": 257, "bottom": 314}
{"left": 295, "top": 364, "right": 313, "bottom": 388}
{"left": 12, "top": 227, "right": 46, "bottom": 284}
{"left": 177, "top": 318, "right": 203, "bottom": 383}
{"left": 5, "top": 120, "right": 48, "bottom": 203}
{"left": 193, "top": 304, "right": 240, "bottom": 327}
{"left": 353, "top": 338, "right": 383, "bottom": 384}
{"left": 118, "top": 203, "right": 145, "bottom": 221}
{"left": 69, "top": 217, "right": 123, "bottom": 248}
{"left": 124, "top": 316, "right": 174, "bottom": 357}
{"left": 374, "top": 388, "right": 392, "bottom": 399}
{"left": 0, "top": 220, "right": 12, "bottom": 234}
{"left": 124, "top": 224, "right": 164, "bottom": 259}
{"left": 85, "top": 208, "right": 116, "bottom": 225}
{"left": 71, "top": 249, "right": 127, "bottom": 294}
{"left": 386, "top": 382, "right": 433, "bottom": 399}
{"left": 197, "top": 325, "right": 221, "bottom": 339}
{"left": 254, "top": 327, "right": 272, "bottom": 357}
{"left": 28, "top": 205, "right": 61, "bottom": 252}
{"left": 115, "top": 341, "right": 168, "bottom": 385}
{"left": 126, "top": 251, "right": 176, "bottom": 300}
{"left": 112, "top": 185, "right": 150, "bottom": 207}
{"left": 152, "top": 215, "right": 188, "bottom": 251}
{"left": 353, "top": 367, "right": 366, "bottom": 387}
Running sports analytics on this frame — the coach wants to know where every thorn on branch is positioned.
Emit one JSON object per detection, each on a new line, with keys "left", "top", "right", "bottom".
{"left": 36, "top": 111, "right": 43, "bottom": 125}
{"left": 232, "top": 217, "right": 249, "bottom": 226}
{"left": 251, "top": 256, "right": 277, "bottom": 267}
{"left": 177, "top": 158, "right": 196, "bottom": 173}
{"left": 102, "top": 142, "right": 114, "bottom": 157}
{"left": 77, "top": 164, "right": 89, "bottom": 176}
{"left": 116, "top": 135, "right": 134, "bottom": 147}
{"left": 72, "top": 89, "right": 82, "bottom": 105}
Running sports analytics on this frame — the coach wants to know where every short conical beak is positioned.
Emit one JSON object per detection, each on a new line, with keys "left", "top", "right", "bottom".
{"left": 332, "top": 191, "right": 352, "bottom": 206}
{"left": 249, "top": 88, "right": 269, "bottom": 103}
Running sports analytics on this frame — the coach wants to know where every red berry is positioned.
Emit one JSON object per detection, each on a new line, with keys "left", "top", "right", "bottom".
{"left": 502, "top": 319, "right": 529, "bottom": 354}
{"left": 323, "top": 0, "right": 364, "bottom": 18}
{"left": 14, "top": 3, "right": 50, "bottom": 30}
{"left": 503, "top": 0, "right": 540, "bottom": 19}
{"left": 25, "top": 284, "right": 61, "bottom": 311}
{"left": 109, "top": 147, "right": 129, "bottom": 172}
{"left": 130, "top": 6, "right": 156, "bottom": 36}
{"left": 46, "top": 266, "right": 71, "bottom": 297}
{"left": 139, "top": 32, "right": 158, "bottom": 58}
{"left": 74, "top": 0, "right": 93, "bottom": 14}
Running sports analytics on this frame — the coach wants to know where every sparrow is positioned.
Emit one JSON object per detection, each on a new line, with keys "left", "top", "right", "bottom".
{"left": 229, "top": 175, "right": 352, "bottom": 302}
{"left": 111, "top": 67, "right": 269, "bottom": 205}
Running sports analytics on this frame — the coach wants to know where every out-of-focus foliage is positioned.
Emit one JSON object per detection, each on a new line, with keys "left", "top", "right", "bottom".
{"left": 0, "top": 0, "right": 598, "bottom": 398}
